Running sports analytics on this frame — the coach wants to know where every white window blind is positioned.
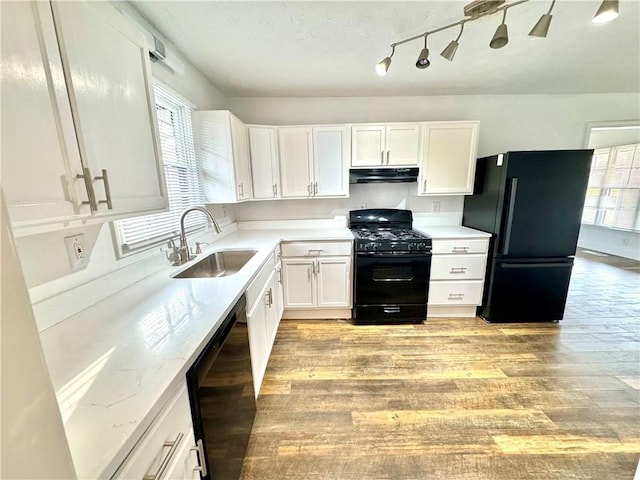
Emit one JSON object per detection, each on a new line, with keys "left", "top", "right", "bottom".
{"left": 115, "top": 84, "right": 205, "bottom": 254}
{"left": 582, "top": 143, "right": 640, "bottom": 231}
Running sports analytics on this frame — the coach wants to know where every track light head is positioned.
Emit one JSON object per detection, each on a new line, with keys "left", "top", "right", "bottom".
{"left": 592, "top": 0, "right": 619, "bottom": 23}
{"left": 440, "top": 40, "right": 459, "bottom": 61}
{"left": 490, "top": 23, "right": 509, "bottom": 48}
{"left": 529, "top": 13, "right": 553, "bottom": 37}
{"left": 376, "top": 56, "right": 392, "bottom": 75}
{"left": 416, "top": 48, "right": 431, "bottom": 68}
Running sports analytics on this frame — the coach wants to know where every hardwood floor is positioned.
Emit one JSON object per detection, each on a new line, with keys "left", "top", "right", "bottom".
{"left": 240, "top": 250, "right": 640, "bottom": 479}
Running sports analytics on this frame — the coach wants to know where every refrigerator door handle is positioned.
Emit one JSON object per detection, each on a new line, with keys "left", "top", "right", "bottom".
{"left": 498, "top": 262, "right": 573, "bottom": 268}
{"left": 501, "top": 178, "right": 518, "bottom": 255}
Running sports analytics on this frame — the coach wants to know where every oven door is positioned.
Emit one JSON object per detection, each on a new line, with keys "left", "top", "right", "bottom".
{"left": 355, "top": 252, "right": 431, "bottom": 306}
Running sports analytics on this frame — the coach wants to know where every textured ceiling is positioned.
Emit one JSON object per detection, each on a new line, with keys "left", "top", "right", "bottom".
{"left": 131, "top": 1, "right": 640, "bottom": 97}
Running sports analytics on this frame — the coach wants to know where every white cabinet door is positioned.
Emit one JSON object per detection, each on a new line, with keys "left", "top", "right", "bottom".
{"left": 279, "top": 127, "right": 313, "bottom": 198}
{"left": 313, "top": 126, "right": 348, "bottom": 197}
{"left": 351, "top": 126, "right": 385, "bottom": 167}
{"left": 386, "top": 124, "right": 420, "bottom": 166}
{"left": 282, "top": 258, "right": 316, "bottom": 308}
{"left": 419, "top": 122, "right": 479, "bottom": 195}
{"left": 317, "top": 258, "right": 351, "bottom": 307}
{"left": 196, "top": 110, "right": 252, "bottom": 203}
{"left": 51, "top": 1, "right": 166, "bottom": 215}
{"left": 249, "top": 126, "right": 279, "bottom": 200}
{"left": 230, "top": 113, "right": 252, "bottom": 200}
{"left": 247, "top": 288, "right": 269, "bottom": 396}
{"left": 1, "top": 2, "right": 88, "bottom": 226}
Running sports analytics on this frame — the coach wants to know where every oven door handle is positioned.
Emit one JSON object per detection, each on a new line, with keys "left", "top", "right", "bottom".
{"left": 356, "top": 252, "right": 431, "bottom": 257}
{"left": 373, "top": 277, "right": 414, "bottom": 282}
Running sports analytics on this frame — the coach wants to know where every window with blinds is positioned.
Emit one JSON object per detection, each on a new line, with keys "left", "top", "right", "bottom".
{"left": 582, "top": 143, "right": 640, "bottom": 231}
{"left": 114, "top": 84, "right": 206, "bottom": 255}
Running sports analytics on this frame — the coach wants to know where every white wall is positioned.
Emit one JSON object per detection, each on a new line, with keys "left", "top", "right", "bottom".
{"left": 227, "top": 93, "right": 640, "bottom": 157}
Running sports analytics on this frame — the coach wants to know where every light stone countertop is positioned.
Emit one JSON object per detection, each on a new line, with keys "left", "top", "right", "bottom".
{"left": 413, "top": 224, "right": 492, "bottom": 239}
{"left": 38, "top": 228, "right": 353, "bottom": 480}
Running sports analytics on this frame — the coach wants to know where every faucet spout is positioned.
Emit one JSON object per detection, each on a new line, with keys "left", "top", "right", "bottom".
{"left": 174, "top": 206, "right": 222, "bottom": 265}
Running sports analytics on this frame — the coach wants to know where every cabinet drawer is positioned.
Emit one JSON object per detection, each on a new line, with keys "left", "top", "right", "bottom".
{"left": 430, "top": 254, "right": 486, "bottom": 280}
{"left": 280, "top": 241, "right": 352, "bottom": 257}
{"left": 432, "top": 238, "right": 488, "bottom": 255}
{"left": 428, "top": 280, "right": 483, "bottom": 305}
{"left": 246, "top": 249, "right": 277, "bottom": 311}
{"left": 114, "top": 383, "right": 193, "bottom": 479}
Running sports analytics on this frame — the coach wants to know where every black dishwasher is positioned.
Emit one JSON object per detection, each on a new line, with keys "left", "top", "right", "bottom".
{"left": 186, "top": 295, "right": 256, "bottom": 480}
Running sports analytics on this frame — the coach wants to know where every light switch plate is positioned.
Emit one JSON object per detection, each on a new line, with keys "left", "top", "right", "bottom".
{"left": 64, "top": 234, "right": 89, "bottom": 271}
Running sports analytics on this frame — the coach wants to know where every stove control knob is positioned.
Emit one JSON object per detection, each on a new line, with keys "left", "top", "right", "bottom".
{"left": 366, "top": 243, "right": 376, "bottom": 251}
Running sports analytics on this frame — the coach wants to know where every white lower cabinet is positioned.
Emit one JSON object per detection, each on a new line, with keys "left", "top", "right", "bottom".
{"left": 113, "top": 382, "right": 204, "bottom": 480}
{"left": 280, "top": 241, "right": 352, "bottom": 317}
{"left": 246, "top": 248, "right": 283, "bottom": 396}
{"left": 428, "top": 236, "right": 489, "bottom": 318}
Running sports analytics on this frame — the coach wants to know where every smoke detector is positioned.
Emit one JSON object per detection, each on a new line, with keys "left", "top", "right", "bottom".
{"left": 464, "top": 0, "right": 506, "bottom": 18}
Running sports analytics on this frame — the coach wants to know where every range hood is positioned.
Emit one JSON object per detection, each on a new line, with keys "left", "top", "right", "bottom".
{"left": 349, "top": 167, "right": 419, "bottom": 184}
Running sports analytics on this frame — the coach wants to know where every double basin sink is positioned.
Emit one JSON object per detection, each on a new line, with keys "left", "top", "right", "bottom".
{"left": 172, "top": 249, "right": 257, "bottom": 279}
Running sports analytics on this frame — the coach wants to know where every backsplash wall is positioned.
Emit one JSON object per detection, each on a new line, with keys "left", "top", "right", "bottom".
{"left": 229, "top": 183, "right": 463, "bottom": 222}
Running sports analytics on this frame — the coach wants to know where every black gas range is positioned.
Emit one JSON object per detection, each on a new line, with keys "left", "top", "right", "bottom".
{"left": 349, "top": 209, "right": 432, "bottom": 324}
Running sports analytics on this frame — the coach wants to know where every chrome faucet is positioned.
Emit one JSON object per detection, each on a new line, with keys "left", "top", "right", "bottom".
{"left": 173, "top": 206, "right": 221, "bottom": 265}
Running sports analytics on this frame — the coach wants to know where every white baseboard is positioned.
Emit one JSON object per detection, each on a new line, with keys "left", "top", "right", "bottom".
{"left": 283, "top": 308, "right": 351, "bottom": 319}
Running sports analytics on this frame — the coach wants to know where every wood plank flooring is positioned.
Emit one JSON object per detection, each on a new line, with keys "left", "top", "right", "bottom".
{"left": 240, "top": 251, "right": 640, "bottom": 479}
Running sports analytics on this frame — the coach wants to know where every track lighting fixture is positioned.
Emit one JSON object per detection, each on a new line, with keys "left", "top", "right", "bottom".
{"left": 375, "top": 0, "right": 623, "bottom": 75}
{"left": 529, "top": 0, "right": 555, "bottom": 38}
{"left": 416, "top": 35, "right": 431, "bottom": 69}
{"left": 440, "top": 23, "right": 464, "bottom": 61}
{"left": 490, "top": 9, "right": 509, "bottom": 49}
{"left": 375, "top": 46, "right": 395, "bottom": 76}
{"left": 592, "top": 0, "right": 619, "bottom": 23}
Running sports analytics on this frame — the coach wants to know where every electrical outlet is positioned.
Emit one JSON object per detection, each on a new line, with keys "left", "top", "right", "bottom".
{"left": 432, "top": 201, "right": 441, "bottom": 213}
{"left": 64, "top": 234, "right": 89, "bottom": 271}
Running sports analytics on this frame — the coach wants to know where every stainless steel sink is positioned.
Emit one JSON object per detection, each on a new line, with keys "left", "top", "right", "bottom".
{"left": 173, "top": 249, "right": 257, "bottom": 279}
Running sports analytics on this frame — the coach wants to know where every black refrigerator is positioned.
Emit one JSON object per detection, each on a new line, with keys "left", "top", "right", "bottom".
{"left": 463, "top": 150, "right": 593, "bottom": 323}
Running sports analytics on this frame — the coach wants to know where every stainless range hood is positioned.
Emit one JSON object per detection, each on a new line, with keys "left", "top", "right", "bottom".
{"left": 349, "top": 167, "right": 419, "bottom": 184}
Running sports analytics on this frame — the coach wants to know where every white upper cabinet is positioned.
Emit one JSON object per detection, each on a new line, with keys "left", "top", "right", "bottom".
{"left": 278, "top": 127, "right": 314, "bottom": 198}
{"left": 249, "top": 126, "right": 280, "bottom": 200}
{"left": 51, "top": 1, "right": 166, "bottom": 216}
{"left": 313, "top": 126, "right": 348, "bottom": 197}
{"left": 351, "top": 124, "right": 420, "bottom": 167}
{"left": 195, "top": 110, "right": 253, "bottom": 203}
{"left": 278, "top": 126, "right": 348, "bottom": 198}
{"left": 1, "top": 1, "right": 167, "bottom": 232}
{"left": 419, "top": 121, "right": 480, "bottom": 195}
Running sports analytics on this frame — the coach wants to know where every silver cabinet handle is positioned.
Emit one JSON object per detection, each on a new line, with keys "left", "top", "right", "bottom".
{"left": 386, "top": 150, "right": 390, "bottom": 165}
{"left": 448, "top": 293, "right": 465, "bottom": 300}
{"left": 314, "top": 182, "right": 318, "bottom": 195}
{"left": 307, "top": 249, "right": 324, "bottom": 255}
{"left": 452, "top": 246, "right": 469, "bottom": 253}
{"left": 264, "top": 288, "right": 273, "bottom": 307}
{"left": 269, "top": 288, "right": 273, "bottom": 307}
{"left": 190, "top": 438, "right": 208, "bottom": 478}
{"left": 94, "top": 169, "right": 113, "bottom": 210}
{"left": 277, "top": 267, "right": 282, "bottom": 284}
{"left": 142, "top": 432, "right": 184, "bottom": 480}
{"left": 450, "top": 267, "right": 467, "bottom": 274}
{"left": 273, "top": 183, "right": 277, "bottom": 197}
{"left": 76, "top": 167, "right": 97, "bottom": 211}
{"left": 307, "top": 183, "right": 312, "bottom": 196}
{"left": 423, "top": 179, "right": 427, "bottom": 192}
{"left": 316, "top": 260, "right": 320, "bottom": 275}
{"left": 380, "top": 151, "right": 384, "bottom": 165}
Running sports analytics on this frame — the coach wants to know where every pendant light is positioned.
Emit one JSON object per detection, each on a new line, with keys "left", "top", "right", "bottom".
{"left": 592, "top": 0, "right": 619, "bottom": 23}
{"left": 440, "top": 23, "right": 464, "bottom": 61}
{"left": 416, "top": 35, "right": 431, "bottom": 69}
{"left": 490, "top": 8, "right": 509, "bottom": 49}
{"left": 529, "top": 0, "right": 555, "bottom": 38}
